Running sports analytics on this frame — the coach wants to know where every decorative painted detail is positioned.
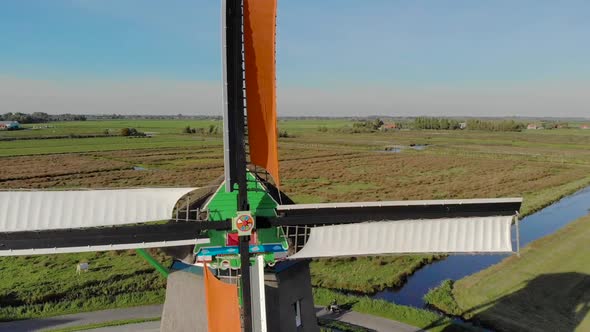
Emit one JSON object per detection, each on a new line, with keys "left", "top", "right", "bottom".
{"left": 198, "top": 251, "right": 285, "bottom": 270}
{"left": 233, "top": 211, "right": 255, "bottom": 235}
{"left": 196, "top": 243, "right": 286, "bottom": 257}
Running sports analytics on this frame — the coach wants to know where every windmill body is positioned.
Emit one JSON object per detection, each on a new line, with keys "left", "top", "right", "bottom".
{"left": 0, "top": 1, "right": 523, "bottom": 331}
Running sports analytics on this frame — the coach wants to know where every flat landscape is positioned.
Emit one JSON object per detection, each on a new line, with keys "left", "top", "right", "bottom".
{"left": 1, "top": 119, "right": 590, "bottom": 330}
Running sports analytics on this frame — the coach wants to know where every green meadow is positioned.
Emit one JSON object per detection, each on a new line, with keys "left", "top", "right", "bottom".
{"left": 0, "top": 120, "right": 222, "bottom": 137}
{"left": 0, "top": 250, "right": 170, "bottom": 321}
{"left": 1, "top": 119, "right": 590, "bottom": 329}
{"left": 0, "top": 135, "right": 222, "bottom": 157}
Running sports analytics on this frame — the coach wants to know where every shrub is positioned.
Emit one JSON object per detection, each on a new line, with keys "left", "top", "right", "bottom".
{"left": 351, "top": 118, "right": 383, "bottom": 132}
{"left": 207, "top": 125, "right": 219, "bottom": 135}
{"left": 120, "top": 128, "right": 145, "bottom": 137}
{"left": 120, "top": 128, "right": 130, "bottom": 136}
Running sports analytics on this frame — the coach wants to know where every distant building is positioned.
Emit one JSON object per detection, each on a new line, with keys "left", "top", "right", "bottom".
{"left": 381, "top": 123, "right": 397, "bottom": 131}
{"left": 581, "top": 124, "right": 589, "bottom": 130}
{"left": 527, "top": 124, "right": 539, "bottom": 130}
{"left": 459, "top": 122, "right": 467, "bottom": 129}
{"left": 0, "top": 121, "right": 20, "bottom": 130}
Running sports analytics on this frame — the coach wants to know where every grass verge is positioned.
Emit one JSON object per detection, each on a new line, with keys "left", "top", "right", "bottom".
{"left": 520, "top": 175, "right": 590, "bottom": 216}
{"left": 423, "top": 280, "right": 461, "bottom": 316}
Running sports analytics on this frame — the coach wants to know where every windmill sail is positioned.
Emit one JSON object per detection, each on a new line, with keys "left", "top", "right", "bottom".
{"left": 0, "top": 188, "right": 211, "bottom": 256}
{"left": 0, "top": 188, "right": 196, "bottom": 232}
{"left": 272, "top": 198, "right": 523, "bottom": 259}
{"left": 244, "top": 0, "right": 280, "bottom": 185}
{"left": 288, "top": 216, "right": 514, "bottom": 259}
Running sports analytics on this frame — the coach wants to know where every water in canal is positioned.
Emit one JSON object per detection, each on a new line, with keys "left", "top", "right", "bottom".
{"left": 373, "top": 186, "right": 590, "bottom": 307}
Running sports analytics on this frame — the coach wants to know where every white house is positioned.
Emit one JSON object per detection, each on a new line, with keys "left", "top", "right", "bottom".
{"left": 0, "top": 121, "right": 20, "bottom": 130}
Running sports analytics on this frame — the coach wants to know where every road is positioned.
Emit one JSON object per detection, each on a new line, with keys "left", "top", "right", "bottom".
{"left": 316, "top": 307, "right": 425, "bottom": 332}
{"left": 0, "top": 305, "right": 162, "bottom": 332}
{"left": 85, "top": 321, "right": 160, "bottom": 332}
{"left": 0, "top": 305, "right": 424, "bottom": 332}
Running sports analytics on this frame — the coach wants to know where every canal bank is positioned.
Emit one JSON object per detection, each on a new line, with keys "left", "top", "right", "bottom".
{"left": 431, "top": 212, "right": 590, "bottom": 331}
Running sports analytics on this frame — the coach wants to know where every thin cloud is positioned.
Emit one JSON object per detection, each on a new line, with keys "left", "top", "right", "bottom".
{"left": 0, "top": 77, "right": 588, "bottom": 118}
{"left": 279, "top": 83, "right": 590, "bottom": 118}
{"left": 0, "top": 77, "right": 221, "bottom": 116}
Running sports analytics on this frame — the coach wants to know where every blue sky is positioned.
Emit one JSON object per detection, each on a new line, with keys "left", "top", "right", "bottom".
{"left": 1, "top": 0, "right": 589, "bottom": 117}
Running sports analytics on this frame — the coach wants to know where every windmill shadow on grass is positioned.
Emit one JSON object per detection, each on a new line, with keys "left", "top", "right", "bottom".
{"left": 425, "top": 272, "right": 590, "bottom": 332}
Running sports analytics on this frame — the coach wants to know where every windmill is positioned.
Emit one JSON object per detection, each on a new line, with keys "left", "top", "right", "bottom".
{"left": 0, "top": 1, "right": 522, "bottom": 331}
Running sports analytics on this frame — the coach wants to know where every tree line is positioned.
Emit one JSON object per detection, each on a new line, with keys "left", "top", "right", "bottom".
{"left": 331, "top": 118, "right": 384, "bottom": 133}
{"left": 464, "top": 119, "right": 525, "bottom": 131}
{"left": 414, "top": 117, "right": 525, "bottom": 132}
{"left": 414, "top": 117, "right": 463, "bottom": 130}
{"left": 0, "top": 112, "right": 86, "bottom": 124}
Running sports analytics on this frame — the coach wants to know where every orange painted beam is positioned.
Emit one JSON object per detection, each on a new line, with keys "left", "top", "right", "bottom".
{"left": 204, "top": 266, "right": 241, "bottom": 332}
{"left": 244, "top": 0, "right": 280, "bottom": 185}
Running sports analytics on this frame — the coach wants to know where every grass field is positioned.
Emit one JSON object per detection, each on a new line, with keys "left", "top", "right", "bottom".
{"left": 0, "top": 120, "right": 222, "bottom": 137}
{"left": 311, "top": 255, "right": 441, "bottom": 293}
{"left": 0, "top": 135, "right": 221, "bottom": 157}
{"left": 425, "top": 214, "right": 590, "bottom": 332}
{"left": 1, "top": 119, "right": 590, "bottom": 325}
{"left": 0, "top": 249, "right": 170, "bottom": 321}
{"left": 0, "top": 119, "right": 350, "bottom": 139}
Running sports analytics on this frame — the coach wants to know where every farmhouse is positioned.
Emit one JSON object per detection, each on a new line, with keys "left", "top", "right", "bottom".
{"left": 381, "top": 123, "right": 397, "bottom": 131}
{"left": 580, "top": 124, "right": 589, "bottom": 129}
{"left": 0, "top": 121, "right": 20, "bottom": 130}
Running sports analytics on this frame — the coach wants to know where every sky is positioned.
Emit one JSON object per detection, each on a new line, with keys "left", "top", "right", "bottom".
{"left": 0, "top": 0, "right": 589, "bottom": 118}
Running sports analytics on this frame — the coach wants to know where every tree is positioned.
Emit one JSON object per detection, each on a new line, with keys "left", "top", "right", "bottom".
{"left": 208, "top": 125, "right": 219, "bottom": 135}
{"left": 372, "top": 118, "right": 384, "bottom": 130}
{"left": 120, "top": 128, "right": 131, "bottom": 136}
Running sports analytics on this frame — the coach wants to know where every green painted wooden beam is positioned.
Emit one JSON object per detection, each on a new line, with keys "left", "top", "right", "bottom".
{"left": 136, "top": 249, "right": 169, "bottom": 278}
